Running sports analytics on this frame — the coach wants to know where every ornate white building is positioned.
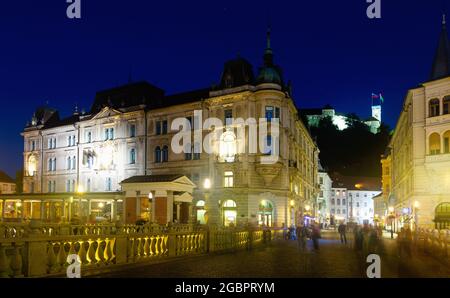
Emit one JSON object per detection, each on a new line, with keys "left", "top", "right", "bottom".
{"left": 387, "top": 16, "right": 450, "bottom": 230}
{"left": 6, "top": 30, "right": 319, "bottom": 227}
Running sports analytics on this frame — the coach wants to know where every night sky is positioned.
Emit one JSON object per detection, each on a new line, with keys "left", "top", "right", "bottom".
{"left": 0, "top": 0, "right": 448, "bottom": 177}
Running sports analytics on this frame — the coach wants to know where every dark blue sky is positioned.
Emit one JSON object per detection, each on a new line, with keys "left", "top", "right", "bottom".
{"left": 0, "top": 0, "right": 448, "bottom": 177}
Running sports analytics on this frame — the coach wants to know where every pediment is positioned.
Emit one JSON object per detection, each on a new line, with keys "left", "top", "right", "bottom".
{"left": 91, "top": 107, "right": 122, "bottom": 120}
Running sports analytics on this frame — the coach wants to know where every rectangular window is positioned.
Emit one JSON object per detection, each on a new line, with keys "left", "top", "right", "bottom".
{"left": 224, "top": 109, "right": 233, "bottom": 126}
{"left": 130, "top": 124, "right": 136, "bottom": 137}
{"left": 265, "top": 106, "right": 274, "bottom": 121}
{"left": 275, "top": 107, "right": 280, "bottom": 119}
{"left": 156, "top": 121, "right": 161, "bottom": 135}
{"left": 106, "top": 178, "right": 112, "bottom": 191}
{"left": 109, "top": 128, "right": 114, "bottom": 140}
{"left": 87, "top": 132, "right": 92, "bottom": 143}
{"left": 224, "top": 171, "right": 234, "bottom": 188}
{"left": 162, "top": 120, "right": 168, "bottom": 134}
{"left": 130, "top": 149, "right": 136, "bottom": 164}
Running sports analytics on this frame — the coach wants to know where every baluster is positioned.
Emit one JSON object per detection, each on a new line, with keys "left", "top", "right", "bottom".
{"left": 77, "top": 241, "right": 87, "bottom": 265}
{"left": 127, "top": 238, "right": 135, "bottom": 262}
{"left": 0, "top": 245, "right": 10, "bottom": 277}
{"left": 57, "top": 242, "right": 67, "bottom": 270}
{"left": 154, "top": 236, "right": 160, "bottom": 256}
{"left": 163, "top": 235, "right": 169, "bottom": 255}
{"left": 86, "top": 240, "right": 95, "bottom": 265}
{"left": 149, "top": 236, "right": 155, "bottom": 256}
{"left": 103, "top": 239, "right": 111, "bottom": 264}
{"left": 109, "top": 238, "right": 116, "bottom": 263}
{"left": 47, "top": 242, "right": 58, "bottom": 273}
{"left": 94, "top": 239, "right": 105, "bottom": 265}
{"left": 143, "top": 237, "right": 150, "bottom": 257}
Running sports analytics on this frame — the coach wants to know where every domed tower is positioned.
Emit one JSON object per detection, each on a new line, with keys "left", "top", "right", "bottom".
{"left": 256, "top": 27, "right": 284, "bottom": 88}
{"left": 219, "top": 56, "right": 255, "bottom": 89}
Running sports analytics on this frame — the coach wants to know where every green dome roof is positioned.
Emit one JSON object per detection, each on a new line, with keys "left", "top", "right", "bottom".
{"left": 256, "top": 66, "right": 282, "bottom": 85}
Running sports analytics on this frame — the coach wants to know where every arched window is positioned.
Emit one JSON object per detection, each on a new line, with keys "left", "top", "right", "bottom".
{"left": 429, "top": 133, "right": 441, "bottom": 155}
{"left": 331, "top": 198, "right": 335, "bottom": 205}
{"left": 67, "top": 157, "right": 71, "bottom": 170}
{"left": 155, "top": 146, "right": 161, "bottom": 163}
{"left": 435, "top": 203, "right": 450, "bottom": 229}
{"left": 444, "top": 96, "right": 450, "bottom": 115}
{"left": 219, "top": 130, "right": 237, "bottom": 162}
{"left": 222, "top": 200, "right": 237, "bottom": 227}
{"left": 429, "top": 99, "right": 440, "bottom": 117}
{"left": 444, "top": 131, "right": 450, "bottom": 154}
{"left": 193, "top": 142, "right": 201, "bottom": 160}
{"left": 162, "top": 146, "right": 169, "bottom": 162}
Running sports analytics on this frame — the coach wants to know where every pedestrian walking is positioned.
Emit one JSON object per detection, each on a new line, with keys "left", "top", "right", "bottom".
{"left": 338, "top": 223, "right": 347, "bottom": 244}
{"left": 404, "top": 227, "right": 413, "bottom": 257}
{"left": 311, "top": 223, "right": 321, "bottom": 251}
{"left": 296, "top": 224, "right": 308, "bottom": 251}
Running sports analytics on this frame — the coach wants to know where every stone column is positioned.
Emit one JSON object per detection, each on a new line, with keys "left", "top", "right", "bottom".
{"left": 136, "top": 193, "right": 141, "bottom": 220}
{"left": 167, "top": 191, "right": 174, "bottom": 223}
{"left": 175, "top": 202, "right": 181, "bottom": 223}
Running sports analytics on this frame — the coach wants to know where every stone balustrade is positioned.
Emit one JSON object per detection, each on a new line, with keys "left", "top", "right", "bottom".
{"left": 0, "top": 223, "right": 285, "bottom": 278}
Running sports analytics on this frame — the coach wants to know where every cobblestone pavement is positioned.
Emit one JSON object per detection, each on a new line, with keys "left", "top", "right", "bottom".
{"left": 92, "top": 230, "right": 450, "bottom": 278}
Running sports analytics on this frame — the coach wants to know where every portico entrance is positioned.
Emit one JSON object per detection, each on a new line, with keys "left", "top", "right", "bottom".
{"left": 120, "top": 174, "right": 196, "bottom": 225}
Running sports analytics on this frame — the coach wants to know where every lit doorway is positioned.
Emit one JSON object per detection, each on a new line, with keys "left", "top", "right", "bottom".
{"left": 222, "top": 200, "right": 237, "bottom": 227}
{"left": 258, "top": 200, "right": 273, "bottom": 227}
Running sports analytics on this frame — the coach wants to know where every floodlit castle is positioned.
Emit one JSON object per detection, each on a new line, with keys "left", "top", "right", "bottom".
{"left": 2, "top": 29, "right": 320, "bottom": 228}
{"left": 301, "top": 102, "right": 382, "bottom": 134}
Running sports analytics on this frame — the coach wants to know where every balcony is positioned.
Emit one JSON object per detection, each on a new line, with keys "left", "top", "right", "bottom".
{"left": 426, "top": 113, "right": 450, "bottom": 126}
{"left": 425, "top": 153, "right": 450, "bottom": 164}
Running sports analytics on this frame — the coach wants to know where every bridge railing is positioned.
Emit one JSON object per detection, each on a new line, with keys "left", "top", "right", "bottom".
{"left": 0, "top": 223, "right": 280, "bottom": 278}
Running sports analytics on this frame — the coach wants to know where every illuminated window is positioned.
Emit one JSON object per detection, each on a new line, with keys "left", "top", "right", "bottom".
{"left": 224, "top": 171, "right": 234, "bottom": 188}
{"left": 429, "top": 99, "right": 440, "bottom": 117}
{"left": 196, "top": 200, "right": 206, "bottom": 224}
{"left": 258, "top": 200, "right": 273, "bottom": 227}
{"left": 222, "top": 200, "right": 237, "bottom": 227}
{"left": 444, "top": 131, "right": 450, "bottom": 154}
{"left": 27, "top": 155, "right": 37, "bottom": 176}
{"left": 429, "top": 133, "right": 441, "bottom": 155}
{"left": 219, "top": 130, "right": 237, "bottom": 162}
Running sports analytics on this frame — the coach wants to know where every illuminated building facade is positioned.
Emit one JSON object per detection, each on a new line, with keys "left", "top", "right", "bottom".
{"left": 388, "top": 16, "right": 450, "bottom": 230}
{"left": 13, "top": 30, "right": 319, "bottom": 227}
